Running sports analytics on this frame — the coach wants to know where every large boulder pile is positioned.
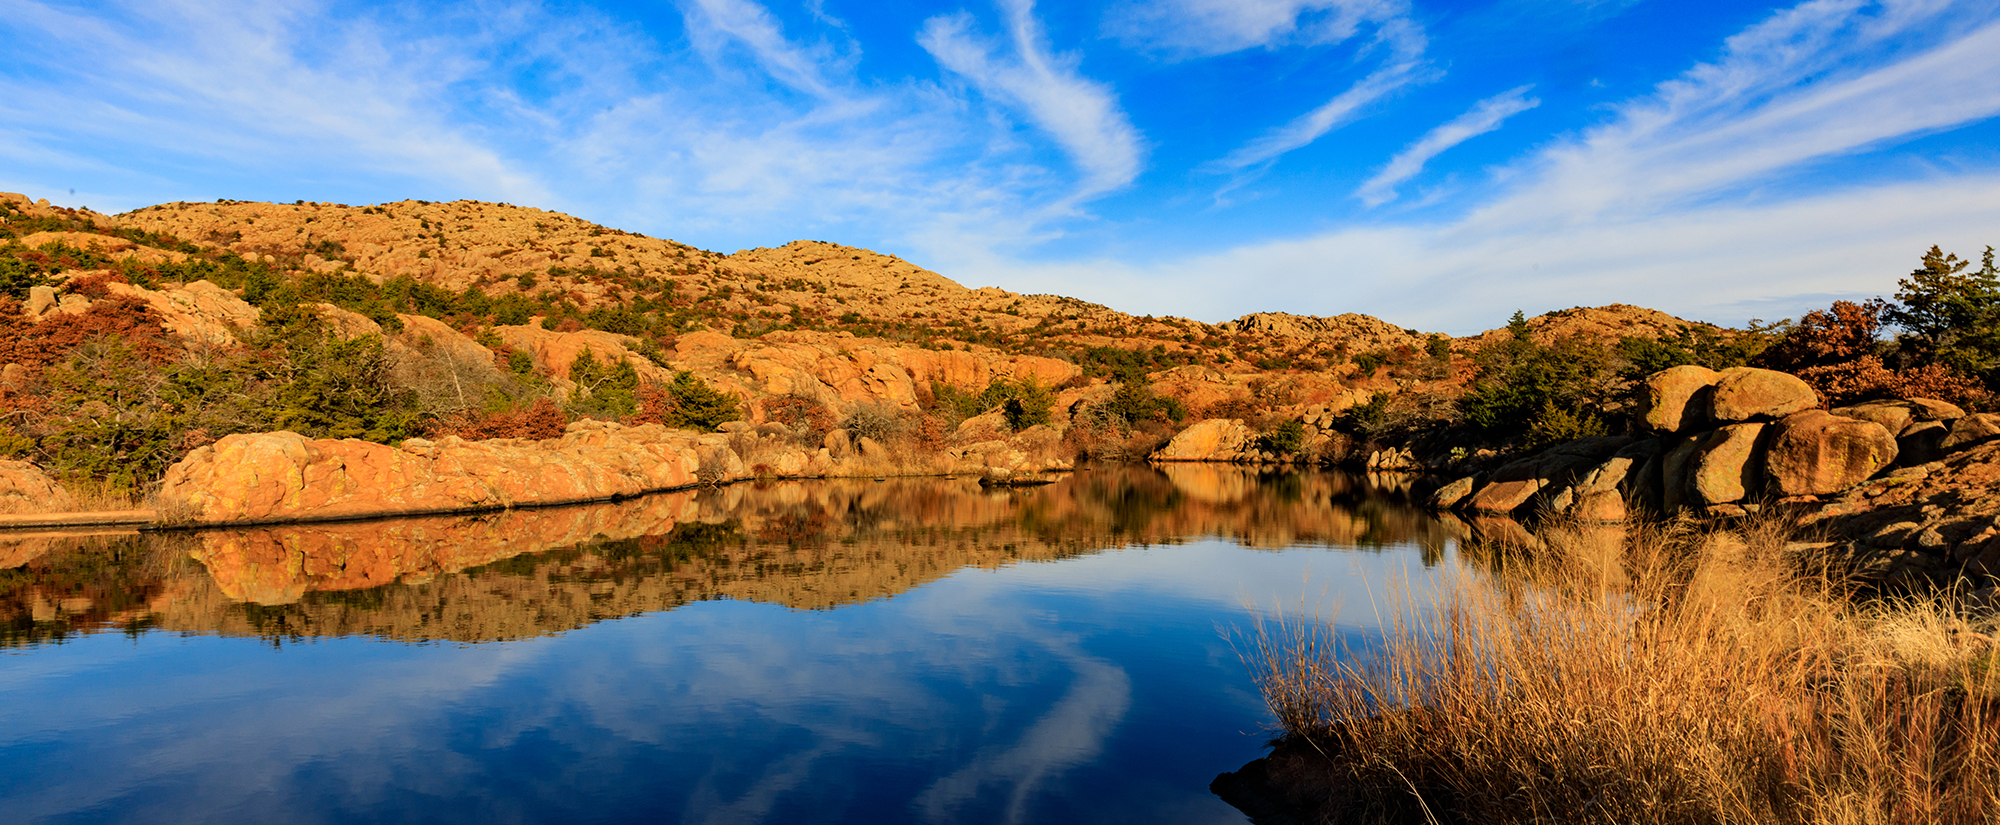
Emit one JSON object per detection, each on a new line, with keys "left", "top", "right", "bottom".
{"left": 1431, "top": 367, "right": 1987, "bottom": 533}
{"left": 1801, "top": 438, "right": 2000, "bottom": 586}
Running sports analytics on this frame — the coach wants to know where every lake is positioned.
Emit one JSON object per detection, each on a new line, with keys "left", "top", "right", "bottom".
{"left": 0, "top": 465, "right": 1468, "bottom": 825}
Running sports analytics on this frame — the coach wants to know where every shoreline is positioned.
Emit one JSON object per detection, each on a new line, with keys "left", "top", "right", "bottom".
{"left": 1, "top": 466, "right": 1081, "bottom": 534}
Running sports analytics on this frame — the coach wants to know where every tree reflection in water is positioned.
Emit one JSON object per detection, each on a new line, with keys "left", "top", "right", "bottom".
{"left": 1, "top": 464, "right": 1468, "bottom": 647}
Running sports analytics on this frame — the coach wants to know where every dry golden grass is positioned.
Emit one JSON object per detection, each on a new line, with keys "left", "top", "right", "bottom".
{"left": 1250, "top": 517, "right": 2000, "bottom": 824}
{"left": 57, "top": 476, "right": 148, "bottom": 512}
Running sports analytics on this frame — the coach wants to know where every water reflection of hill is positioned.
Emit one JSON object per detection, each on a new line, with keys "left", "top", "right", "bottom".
{"left": 2, "top": 466, "right": 1453, "bottom": 645}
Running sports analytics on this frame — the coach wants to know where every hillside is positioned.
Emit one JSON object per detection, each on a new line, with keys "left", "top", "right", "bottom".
{"left": 0, "top": 190, "right": 1753, "bottom": 499}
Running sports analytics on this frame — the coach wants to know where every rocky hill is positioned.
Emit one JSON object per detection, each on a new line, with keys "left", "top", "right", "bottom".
{"left": 0, "top": 190, "right": 1757, "bottom": 511}
{"left": 10, "top": 192, "right": 1729, "bottom": 390}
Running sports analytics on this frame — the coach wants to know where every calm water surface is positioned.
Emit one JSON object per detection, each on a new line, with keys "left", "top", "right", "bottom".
{"left": 0, "top": 465, "right": 1469, "bottom": 824}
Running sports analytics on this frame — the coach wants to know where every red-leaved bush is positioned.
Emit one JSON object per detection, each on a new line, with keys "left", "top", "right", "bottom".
{"left": 431, "top": 397, "right": 568, "bottom": 441}
{"left": 1757, "top": 299, "right": 1990, "bottom": 407}
{"left": 0, "top": 294, "right": 179, "bottom": 369}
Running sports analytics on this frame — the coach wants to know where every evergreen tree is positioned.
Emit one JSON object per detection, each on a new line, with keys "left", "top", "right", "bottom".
{"left": 1884, "top": 245, "right": 2000, "bottom": 379}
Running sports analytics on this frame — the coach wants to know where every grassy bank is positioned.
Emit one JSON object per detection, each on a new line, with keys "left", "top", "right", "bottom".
{"left": 1247, "top": 519, "right": 2000, "bottom": 824}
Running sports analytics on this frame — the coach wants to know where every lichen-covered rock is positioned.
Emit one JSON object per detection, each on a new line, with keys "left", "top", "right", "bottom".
{"left": 1466, "top": 451, "right": 1604, "bottom": 515}
{"left": 1942, "top": 413, "right": 2000, "bottom": 452}
{"left": 0, "top": 460, "right": 77, "bottom": 515}
{"left": 1429, "top": 476, "right": 1478, "bottom": 509}
{"left": 1465, "top": 460, "right": 1546, "bottom": 514}
{"left": 1368, "top": 447, "right": 1421, "bottom": 471}
{"left": 855, "top": 435, "right": 890, "bottom": 463}
{"left": 823, "top": 428, "right": 853, "bottom": 459}
{"left": 1766, "top": 410, "right": 1898, "bottom": 496}
{"left": 1637, "top": 365, "right": 1718, "bottom": 433}
{"left": 1659, "top": 432, "right": 1708, "bottom": 513}
{"left": 1830, "top": 401, "right": 1915, "bottom": 436}
{"left": 1691, "top": 423, "right": 1767, "bottom": 505}
{"left": 1832, "top": 398, "right": 1967, "bottom": 436}
{"left": 1907, "top": 398, "right": 1968, "bottom": 421}
{"left": 1154, "top": 419, "right": 1254, "bottom": 462}
{"left": 105, "top": 280, "right": 259, "bottom": 347}
{"left": 1708, "top": 367, "right": 1819, "bottom": 423}
{"left": 1567, "top": 456, "right": 1635, "bottom": 521}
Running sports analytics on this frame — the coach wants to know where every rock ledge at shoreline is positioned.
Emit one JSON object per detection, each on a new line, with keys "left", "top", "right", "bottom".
{"left": 150, "top": 419, "right": 1070, "bottom": 526}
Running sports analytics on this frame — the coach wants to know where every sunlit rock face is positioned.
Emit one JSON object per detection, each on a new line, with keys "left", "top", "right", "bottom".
{"left": 1764, "top": 411, "right": 1897, "bottom": 496}
{"left": 0, "top": 460, "right": 76, "bottom": 515}
{"left": 152, "top": 417, "right": 1081, "bottom": 525}
{"left": 1708, "top": 367, "right": 1819, "bottom": 423}
{"left": 155, "top": 423, "right": 723, "bottom": 524}
{"left": 1154, "top": 419, "right": 1254, "bottom": 462}
{"left": 1637, "top": 365, "right": 1718, "bottom": 434}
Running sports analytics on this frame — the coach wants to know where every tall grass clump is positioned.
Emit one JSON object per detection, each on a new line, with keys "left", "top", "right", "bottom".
{"left": 1250, "top": 518, "right": 2000, "bottom": 824}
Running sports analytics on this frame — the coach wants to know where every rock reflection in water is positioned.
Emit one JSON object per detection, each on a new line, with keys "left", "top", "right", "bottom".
{"left": 2, "top": 465, "right": 1455, "bottom": 646}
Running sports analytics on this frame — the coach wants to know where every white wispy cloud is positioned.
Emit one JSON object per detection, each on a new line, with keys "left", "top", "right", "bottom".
{"left": 919, "top": 0, "right": 1146, "bottom": 196}
{"left": 0, "top": 0, "right": 554, "bottom": 208}
{"left": 1355, "top": 85, "right": 1539, "bottom": 207}
{"left": 1198, "top": 7, "right": 1428, "bottom": 176}
{"left": 7, "top": 0, "right": 2000, "bottom": 340}
{"left": 957, "top": 0, "right": 2000, "bottom": 332}
{"left": 681, "top": 0, "right": 850, "bottom": 98}
{"left": 1104, "top": 0, "right": 1405, "bottom": 58}
{"left": 1498, "top": 2, "right": 2000, "bottom": 221}
{"left": 1208, "top": 18, "right": 1429, "bottom": 171}
{"left": 0, "top": 0, "right": 1097, "bottom": 255}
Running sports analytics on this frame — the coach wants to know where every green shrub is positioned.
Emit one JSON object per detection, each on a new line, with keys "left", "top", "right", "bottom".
{"left": 565, "top": 349, "right": 638, "bottom": 420}
{"left": 1343, "top": 391, "right": 1400, "bottom": 440}
{"left": 1616, "top": 324, "right": 1773, "bottom": 380}
{"left": 1353, "top": 350, "right": 1388, "bottom": 374}
{"left": 1258, "top": 419, "right": 1305, "bottom": 455}
{"left": 265, "top": 331, "right": 419, "bottom": 441}
{"left": 1094, "top": 370, "right": 1185, "bottom": 427}
{"left": 507, "top": 350, "right": 536, "bottom": 376}
{"left": 0, "top": 425, "right": 30, "bottom": 458}
{"left": 1460, "top": 311, "right": 1619, "bottom": 442}
{"left": 1524, "top": 401, "right": 1609, "bottom": 451}
{"left": 1425, "top": 334, "right": 1452, "bottom": 361}
{"left": 930, "top": 376, "right": 1056, "bottom": 430}
{"left": 638, "top": 371, "right": 741, "bottom": 432}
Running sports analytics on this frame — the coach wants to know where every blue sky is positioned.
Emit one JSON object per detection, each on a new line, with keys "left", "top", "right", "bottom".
{"left": 3, "top": 0, "right": 1999, "bottom": 332}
